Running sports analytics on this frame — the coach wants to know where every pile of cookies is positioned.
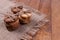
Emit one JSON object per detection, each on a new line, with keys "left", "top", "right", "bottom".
{"left": 4, "top": 6, "right": 32, "bottom": 31}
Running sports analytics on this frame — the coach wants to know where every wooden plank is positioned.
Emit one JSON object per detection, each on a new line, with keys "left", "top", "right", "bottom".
{"left": 29, "top": 0, "right": 40, "bottom": 10}
{"left": 33, "top": 0, "right": 51, "bottom": 40}
{"left": 52, "top": 0, "right": 60, "bottom": 40}
{"left": 39, "top": 0, "right": 51, "bottom": 14}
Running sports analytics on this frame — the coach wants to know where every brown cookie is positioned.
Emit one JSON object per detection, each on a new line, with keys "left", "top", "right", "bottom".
{"left": 4, "top": 15, "right": 20, "bottom": 31}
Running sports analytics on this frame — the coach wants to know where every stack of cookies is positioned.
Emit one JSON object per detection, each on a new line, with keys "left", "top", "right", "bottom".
{"left": 4, "top": 6, "right": 32, "bottom": 31}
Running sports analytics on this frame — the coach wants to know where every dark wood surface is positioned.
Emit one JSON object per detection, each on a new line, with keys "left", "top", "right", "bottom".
{"left": 15, "top": 0, "right": 51, "bottom": 40}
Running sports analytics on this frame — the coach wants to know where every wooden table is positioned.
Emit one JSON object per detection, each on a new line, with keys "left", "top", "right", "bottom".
{"left": 15, "top": 0, "right": 52, "bottom": 40}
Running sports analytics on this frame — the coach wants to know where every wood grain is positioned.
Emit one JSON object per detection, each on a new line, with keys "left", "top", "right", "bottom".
{"left": 52, "top": 0, "right": 60, "bottom": 40}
